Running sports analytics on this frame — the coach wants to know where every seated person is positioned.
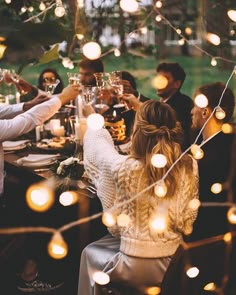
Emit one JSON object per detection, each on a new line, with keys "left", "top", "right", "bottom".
{"left": 37, "top": 67, "right": 64, "bottom": 94}
{"left": 78, "top": 101, "right": 199, "bottom": 294}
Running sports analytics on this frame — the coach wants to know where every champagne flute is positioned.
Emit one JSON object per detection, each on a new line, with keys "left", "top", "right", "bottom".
{"left": 67, "top": 72, "right": 81, "bottom": 108}
{"left": 93, "top": 72, "right": 109, "bottom": 112}
{"left": 44, "top": 77, "right": 60, "bottom": 96}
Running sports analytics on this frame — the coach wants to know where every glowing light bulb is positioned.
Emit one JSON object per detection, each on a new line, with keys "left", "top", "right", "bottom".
{"left": 210, "top": 183, "right": 222, "bottom": 194}
{"left": 0, "top": 44, "right": 7, "bottom": 59}
{"left": 120, "top": 0, "right": 139, "bottom": 13}
{"left": 82, "top": 42, "right": 101, "bottom": 60}
{"left": 223, "top": 232, "right": 232, "bottom": 243}
{"left": 5, "top": 0, "right": 11, "bottom": 4}
{"left": 145, "top": 286, "right": 161, "bottom": 295}
{"left": 185, "top": 27, "right": 192, "bottom": 35}
{"left": 59, "top": 191, "right": 78, "bottom": 206}
{"left": 151, "top": 75, "right": 168, "bottom": 90}
{"left": 114, "top": 48, "right": 121, "bottom": 57}
{"left": 48, "top": 232, "right": 68, "bottom": 259}
{"left": 222, "top": 123, "right": 234, "bottom": 134}
{"left": 194, "top": 94, "right": 208, "bottom": 108}
{"left": 176, "top": 29, "right": 182, "bottom": 35}
{"left": 206, "top": 33, "right": 221, "bottom": 46}
{"left": 178, "top": 39, "right": 185, "bottom": 45}
{"left": 140, "top": 27, "right": 148, "bottom": 34}
{"left": 102, "top": 212, "right": 116, "bottom": 227}
{"left": 154, "top": 180, "right": 167, "bottom": 197}
{"left": 87, "top": 113, "right": 104, "bottom": 130}
{"left": 92, "top": 271, "right": 110, "bottom": 285}
{"left": 155, "top": 1, "right": 162, "bottom": 8}
{"left": 21, "top": 6, "right": 27, "bottom": 13}
{"left": 190, "top": 144, "right": 204, "bottom": 160}
{"left": 117, "top": 213, "right": 130, "bottom": 227}
{"left": 204, "top": 282, "right": 216, "bottom": 291}
{"left": 26, "top": 182, "right": 54, "bottom": 212}
{"left": 188, "top": 199, "right": 201, "bottom": 210}
{"left": 28, "top": 6, "right": 34, "bottom": 12}
{"left": 155, "top": 15, "right": 162, "bottom": 22}
{"left": 227, "top": 207, "right": 236, "bottom": 224}
{"left": 228, "top": 10, "right": 236, "bottom": 22}
{"left": 39, "top": 2, "right": 46, "bottom": 11}
{"left": 54, "top": 4, "right": 65, "bottom": 17}
{"left": 211, "top": 58, "right": 217, "bottom": 66}
{"left": 150, "top": 215, "right": 167, "bottom": 233}
{"left": 215, "top": 106, "right": 226, "bottom": 120}
{"left": 151, "top": 154, "right": 167, "bottom": 168}
{"left": 76, "top": 34, "right": 84, "bottom": 40}
{"left": 186, "top": 266, "right": 199, "bottom": 278}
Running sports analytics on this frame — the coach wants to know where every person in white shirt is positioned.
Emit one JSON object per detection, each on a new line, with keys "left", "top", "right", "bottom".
{"left": 0, "top": 83, "right": 80, "bottom": 199}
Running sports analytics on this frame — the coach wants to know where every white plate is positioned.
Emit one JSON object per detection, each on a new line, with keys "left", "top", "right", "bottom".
{"left": 19, "top": 159, "right": 57, "bottom": 168}
{"left": 3, "top": 144, "right": 27, "bottom": 151}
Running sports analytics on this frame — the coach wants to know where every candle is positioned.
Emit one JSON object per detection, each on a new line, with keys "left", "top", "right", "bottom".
{"left": 105, "top": 110, "right": 121, "bottom": 123}
{"left": 78, "top": 95, "right": 84, "bottom": 119}
{"left": 50, "top": 119, "right": 61, "bottom": 134}
{"left": 52, "top": 126, "right": 65, "bottom": 137}
{"left": 74, "top": 122, "right": 80, "bottom": 140}
{"left": 35, "top": 126, "right": 41, "bottom": 142}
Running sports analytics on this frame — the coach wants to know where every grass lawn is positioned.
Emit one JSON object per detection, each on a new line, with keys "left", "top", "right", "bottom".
{"left": 1, "top": 53, "right": 236, "bottom": 117}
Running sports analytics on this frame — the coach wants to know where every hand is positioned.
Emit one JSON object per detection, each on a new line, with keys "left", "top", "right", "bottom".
{"left": 59, "top": 85, "right": 80, "bottom": 105}
{"left": 23, "top": 94, "right": 49, "bottom": 111}
{"left": 122, "top": 93, "right": 143, "bottom": 111}
{"left": 120, "top": 80, "right": 135, "bottom": 94}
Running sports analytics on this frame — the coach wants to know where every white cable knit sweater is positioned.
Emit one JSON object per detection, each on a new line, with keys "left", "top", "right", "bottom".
{"left": 84, "top": 128, "right": 199, "bottom": 258}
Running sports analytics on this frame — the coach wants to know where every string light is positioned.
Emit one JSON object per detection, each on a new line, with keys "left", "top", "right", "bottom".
{"left": 227, "top": 207, "right": 236, "bottom": 224}
{"left": 48, "top": 232, "right": 68, "bottom": 259}
{"left": 211, "top": 183, "right": 223, "bottom": 194}
{"left": 223, "top": 232, "right": 232, "bottom": 243}
{"left": 190, "top": 144, "right": 204, "bottom": 160}
{"left": 82, "top": 42, "right": 101, "bottom": 60}
{"left": 178, "top": 38, "right": 185, "bottom": 46}
{"left": 154, "top": 180, "right": 167, "bottom": 197}
{"left": 215, "top": 106, "right": 226, "bottom": 120}
{"left": 185, "top": 27, "right": 192, "bottom": 35}
{"left": 21, "top": 6, "right": 27, "bottom": 13}
{"left": 151, "top": 75, "right": 168, "bottom": 90}
{"left": 59, "top": 191, "right": 78, "bottom": 206}
{"left": 186, "top": 266, "right": 200, "bottom": 278}
{"left": 5, "top": 0, "right": 11, "bottom": 4}
{"left": 102, "top": 212, "right": 116, "bottom": 227}
{"left": 76, "top": 34, "right": 84, "bottom": 40}
{"left": 54, "top": 0, "right": 65, "bottom": 17}
{"left": 227, "top": 10, "right": 236, "bottom": 22}
{"left": 151, "top": 154, "right": 167, "bottom": 168}
{"left": 92, "top": 271, "right": 110, "bottom": 285}
{"left": 149, "top": 214, "right": 167, "bottom": 233}
{"left": 206, "top": 33, "right": 221, "bottom": 46}
{"left": 119, "top": 0, "right": 139, "bottom": 13}
{"left": 155, "top": 15, "right": 162, "bottom": 22}
{"left": 145, "top": 286, "right": 161, "bottom": 295}
{"left": 26, "top": 181, "right": 55, "bottom": 212}
{"left": 114, "top": 48, "right": 121, "bottom": 57}
{"left": 39, "top": 2, "right": 46, "bottom": 11}
{"left": 203, "top": 282, "right": 217, "bottom": 291}
{"left": 155, "top": 1, "right": 162, "bottom": 9}
{"left": 188, "top": 199, "right": 201, "bottom": 211}
{"left": 28, "top": 6, "right": 34, "bottom": 12}
{"left": 211, "top": 58, "right": 217, "bottom": 66}
{"left": 222, "top": 123, "right": 234, "bottom": 134}
{"left": 194, "top": 94, "right": 208, "bottom": 108}
{"left": 0, "top": 44, "right": 7, "bottom": 59}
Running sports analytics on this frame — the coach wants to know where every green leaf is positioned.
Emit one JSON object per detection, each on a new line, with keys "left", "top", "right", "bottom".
{"left": 39, "top": 44, "right": 60, "bottom": 64}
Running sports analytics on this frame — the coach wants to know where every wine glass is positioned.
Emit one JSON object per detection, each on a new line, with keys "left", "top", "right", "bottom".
{"left": 81, "top": 85, "right": 96, "bottom": 105}
{"left": 44, "top": 77, "right": 60, "bottom": 96}
{"left": 67, "top": 72, "right": 81, "bottom": 108}
{"left": 93, "top": 72, "right": 109, "bottom": 112}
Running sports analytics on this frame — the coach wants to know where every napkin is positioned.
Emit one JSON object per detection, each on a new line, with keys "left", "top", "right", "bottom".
{"left": 3, "top": 140, "right": 29, "bottom": 150}
{"left": 17, "top": 154, "right": 60, "bottom": 165}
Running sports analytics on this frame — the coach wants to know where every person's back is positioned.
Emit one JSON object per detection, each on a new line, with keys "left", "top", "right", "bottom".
{"left": 79, "top": 100, "right": 199, "bottom": 294}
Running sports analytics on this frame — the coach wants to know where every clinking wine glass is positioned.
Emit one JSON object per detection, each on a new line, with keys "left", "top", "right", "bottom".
{"left": 44, "top": 77, "right": 60, "bottom": 96}
{"left": 67, "top": 72, "right": 81, "bottom": 108}
{"left": 93, "top": 72, "right": 109, "bottom": 112}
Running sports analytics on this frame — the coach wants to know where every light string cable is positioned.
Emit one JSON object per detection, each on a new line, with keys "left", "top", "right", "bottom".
{"left": 154, "top": 7, "right": 236, "bottom": 65}
{"left": 24, "top": 0, "right": 57, "bottom": 23}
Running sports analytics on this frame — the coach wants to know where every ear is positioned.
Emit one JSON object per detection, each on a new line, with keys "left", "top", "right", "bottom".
{"left": 202, "top": 108, "right": 210, "bottom": 118}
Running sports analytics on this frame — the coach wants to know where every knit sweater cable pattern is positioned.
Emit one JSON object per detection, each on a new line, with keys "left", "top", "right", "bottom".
{"left": 84, "top": 128, "right": 199, "bottom": 258}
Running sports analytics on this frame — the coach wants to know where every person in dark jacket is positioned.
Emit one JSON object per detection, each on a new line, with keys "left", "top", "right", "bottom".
{"left": 156, "top": 62, "right": 193, "bottom": 149}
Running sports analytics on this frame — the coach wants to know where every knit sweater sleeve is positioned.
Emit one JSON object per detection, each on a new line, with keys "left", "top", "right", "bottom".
{"left": 175, "top": 157, "right": 199, "bottom": 236}
{"left": 83, "top": 127, "right": 127, "bottom": 210}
